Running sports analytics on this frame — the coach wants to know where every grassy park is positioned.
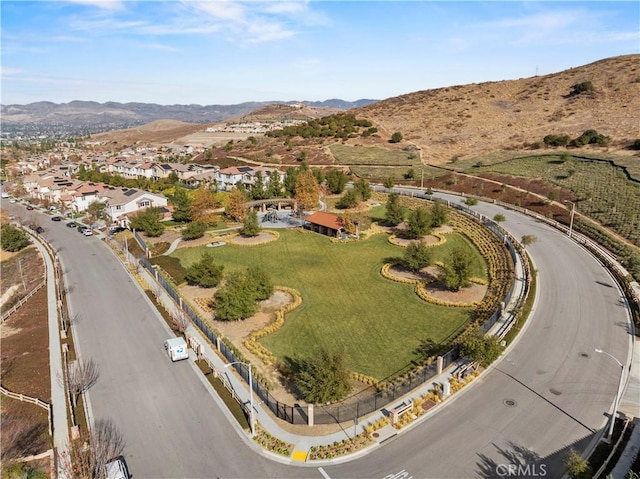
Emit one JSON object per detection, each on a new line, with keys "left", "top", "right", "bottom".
{"left": 171, "top": 228, "right": 486, "bottom": 380}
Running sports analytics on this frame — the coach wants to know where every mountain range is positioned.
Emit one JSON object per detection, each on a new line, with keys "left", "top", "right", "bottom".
{"left": 0, "top": 99, "right": 377, "bottom": 136}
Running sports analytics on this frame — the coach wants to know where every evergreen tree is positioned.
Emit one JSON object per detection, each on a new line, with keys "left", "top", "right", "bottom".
{"left": 294, "top": 348, "right": 351, "bottom": 403}
{"left": 385, "top": 193, "right": 405, "bottom": 226}
{"left": 214, "top": 271, "right": 257, "bottom": 321}
{"left": 353, "top": 179, "right": 372, "bottom": 201}
{"left": 403, "top": 240, "right": 432, "bottom": 272}
{"left": 129, "top": 207, "right": 165, "bottom": 237}
{"left": 172, "top": 187, "right": 192, "bottom": 223}
{"left": 431, "top": 199, "right": 448, "bottom": 227}
{"left": 250, "top": 171, "right": 266, "bottom": 200}
{"left": 240, "top": 210, "right": 260, "bottom": 237}
{"left": 245, "top": 265, "right": 274, "bottom": 300}
{"left": 284, "top": 166, "right": 298, "bottom": 195}
{"left": 406, "top": 207, "right": 432, "bottom": 238}
{"left": 337, "top": 189, "right": 359, "bottom": 209}
{"left": 184, "top": 252, "right": 224, "bottom": 287}
{"left": 325, "top": 169, "right": 348, "bottom": 194}
{"left": 440, "top": 245, "right": 474, "bottom": 291}
{"left": 182, "top": 220, "right": 207, "bottom": 240}
{"left": 267, "top": 169, "right": 283, "bottom": 198}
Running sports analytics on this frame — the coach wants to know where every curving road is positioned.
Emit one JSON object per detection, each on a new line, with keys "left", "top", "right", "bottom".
{"left": 6, "top": 195, "right": 631, "bottom": 479}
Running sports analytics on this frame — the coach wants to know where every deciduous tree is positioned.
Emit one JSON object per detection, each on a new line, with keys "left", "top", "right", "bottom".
{"left": 226, "top": 188, "right": 248, "bottom": 222}
{"left": 189, "top": 186, "right": 220, "bottom": 225}
{"left": 294, "top": 169, "right": 319, "bottom": 211}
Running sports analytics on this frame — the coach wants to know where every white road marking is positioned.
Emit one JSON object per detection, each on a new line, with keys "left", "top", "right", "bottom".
{"left": 383, "top": 470, "right": 413, "bottom": 479}
{"left": 318, "top": 467, "right": 332, "bottom": 479}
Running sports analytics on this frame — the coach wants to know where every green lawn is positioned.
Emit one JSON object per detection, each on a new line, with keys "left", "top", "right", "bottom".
{"left": 172, "top": 229, "right": 483, "bottom": 380}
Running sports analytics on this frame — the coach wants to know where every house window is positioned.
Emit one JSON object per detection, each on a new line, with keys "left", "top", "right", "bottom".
{"left": 116, "top": 205, "right": 122, "bottom": 210}
{"left": 139, "top": 200, "right": 150, "bottom": 208}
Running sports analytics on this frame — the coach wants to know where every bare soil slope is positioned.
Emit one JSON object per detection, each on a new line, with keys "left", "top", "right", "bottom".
{"left": 355, "top": 54, "right": 640, "bottom": 163}
{"left": 92, "top": 119, "right": 216, "bottom": 145}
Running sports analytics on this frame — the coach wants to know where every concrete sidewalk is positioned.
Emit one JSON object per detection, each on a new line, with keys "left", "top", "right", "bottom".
{"left": 31, "top": 236, "right": 70, "bottom": 473}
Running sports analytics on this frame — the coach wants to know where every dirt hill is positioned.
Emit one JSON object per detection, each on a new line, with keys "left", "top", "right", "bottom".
{"left": 91, "top": 119, "right": 216, "bottom": 145}
{"left": 354, "top": 54, "right": 639, "bottom": 164}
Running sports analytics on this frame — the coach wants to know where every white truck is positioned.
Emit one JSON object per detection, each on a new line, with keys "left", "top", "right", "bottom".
{"left": 164, "top": 337, "right": 189, "bottom": 362}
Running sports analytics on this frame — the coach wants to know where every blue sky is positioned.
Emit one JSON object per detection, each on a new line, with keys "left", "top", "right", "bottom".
{"left": 1, "top": 1, "right": 638, "bottom": 105}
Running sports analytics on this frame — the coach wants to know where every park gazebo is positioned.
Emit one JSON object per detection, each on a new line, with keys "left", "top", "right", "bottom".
{"left": 305, "top": 211, "right": 344, "bottom": 238}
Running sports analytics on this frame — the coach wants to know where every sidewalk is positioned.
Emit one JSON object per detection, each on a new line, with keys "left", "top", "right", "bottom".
{"left": 31, "top": 236, "right": 70, "bottom": 472}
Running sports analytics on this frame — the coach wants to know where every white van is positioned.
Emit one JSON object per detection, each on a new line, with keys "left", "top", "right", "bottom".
{"left": 105, "top": 457, "right": 129, "bottom": 479}
{"left": 164, "top": 337, "right": 189, "bottom": 362}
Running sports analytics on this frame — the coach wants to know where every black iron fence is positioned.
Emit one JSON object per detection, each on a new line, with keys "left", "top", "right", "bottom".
{"left": 133, "top": 190, "right": 526, "bottom": 425}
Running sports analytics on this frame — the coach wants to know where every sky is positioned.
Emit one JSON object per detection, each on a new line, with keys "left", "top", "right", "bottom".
{"left": 1, "top": 1, "right": 638, "bottom": 106}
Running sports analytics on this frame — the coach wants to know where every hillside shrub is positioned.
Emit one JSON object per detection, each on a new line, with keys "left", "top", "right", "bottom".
{"left": 543, "top": 134, "right": 570, "bottom": 147}
{"left": 570, "top": 81, "right": 593, "bottom": 96}
{"left": 570, "top": 130, "right": 610, "bottom": 147}
{"left": 0, "top": 224, "right": 30, "bottom": 252}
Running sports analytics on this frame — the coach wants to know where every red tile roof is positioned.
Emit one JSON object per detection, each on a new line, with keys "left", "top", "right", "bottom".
{"left": 306, "top": 211, "right": 343, "bottom": 230}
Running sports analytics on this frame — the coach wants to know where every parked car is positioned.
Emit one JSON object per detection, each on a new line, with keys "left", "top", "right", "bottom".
{"left": 48, "top": 206, "right": 57, "bottom": 211}
{"left": 26, "top": 205, "right": 34, "bottom": 210}
{"left": 108, "top": 226, "right": 126, "bottom": 234}
{"left": 51, "top": 216, "right": 62, "bottom": 222}
{"left": 105, "top": 457, "right": 129, "bottom": 479}
{"left": 35, "top": 226, "right": 44, "bottom": 234}
{"left": 83, "top": 228, "right": 93, "bottom": 236}
{"left": 77, "top": 225, "right": 88, "bottom": 233}
{"left": 66, "top": 221, "right": 77, "bottom": 228}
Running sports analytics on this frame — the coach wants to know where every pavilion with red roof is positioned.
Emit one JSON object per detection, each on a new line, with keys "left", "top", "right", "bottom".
{"left": 305, "top": 211, "right": 345, "bottom": 238}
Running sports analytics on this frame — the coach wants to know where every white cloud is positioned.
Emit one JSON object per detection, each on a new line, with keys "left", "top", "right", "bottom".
{"left": 0, "top": 67, "right": 24, "bottom": 77}
{"left": 65, "top": 0, "right": 126, "bottom": 11}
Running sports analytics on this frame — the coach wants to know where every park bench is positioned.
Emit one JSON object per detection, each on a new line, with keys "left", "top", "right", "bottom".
{"left": 452, "top": 359, "right": 478, "bottom": 380}
{"left": 390, "top": 399, "right": 413, "bottom": 425}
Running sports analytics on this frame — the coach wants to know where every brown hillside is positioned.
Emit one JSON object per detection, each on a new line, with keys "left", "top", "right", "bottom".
{"left": 237, "top": 103, "right": 342, "bottom": 122}
{"left": 354, "top": 54, "right": 640, "bottom": 164}
{"left": 92, "top": 119, "right": 216, "bottom": 145}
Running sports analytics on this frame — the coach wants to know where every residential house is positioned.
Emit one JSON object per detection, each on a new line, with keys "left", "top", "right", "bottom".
{"left": 100, "top": 187, "right": 168, "bottom": 227}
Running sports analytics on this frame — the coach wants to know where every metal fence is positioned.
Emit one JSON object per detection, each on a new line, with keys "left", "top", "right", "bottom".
{"left": 134, "top": 191, "right": 526, "bottom": 425}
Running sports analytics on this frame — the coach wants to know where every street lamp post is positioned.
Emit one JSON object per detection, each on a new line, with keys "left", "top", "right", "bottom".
{"left": 224, "top": 361, "right": 255, "bottom": 437}
{"left": 594, "top": 348, "right": 624, "bottom": 442}
{"left": 564, "top": 200, "right": 575, "bottom": 240}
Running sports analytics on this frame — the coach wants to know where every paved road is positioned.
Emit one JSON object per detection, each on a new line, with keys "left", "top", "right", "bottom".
{"left": 323, "top": 191, "right": 632, "bottom": 478}
{"left": 6, "top": 198, "right": 631, "bottom": 479}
